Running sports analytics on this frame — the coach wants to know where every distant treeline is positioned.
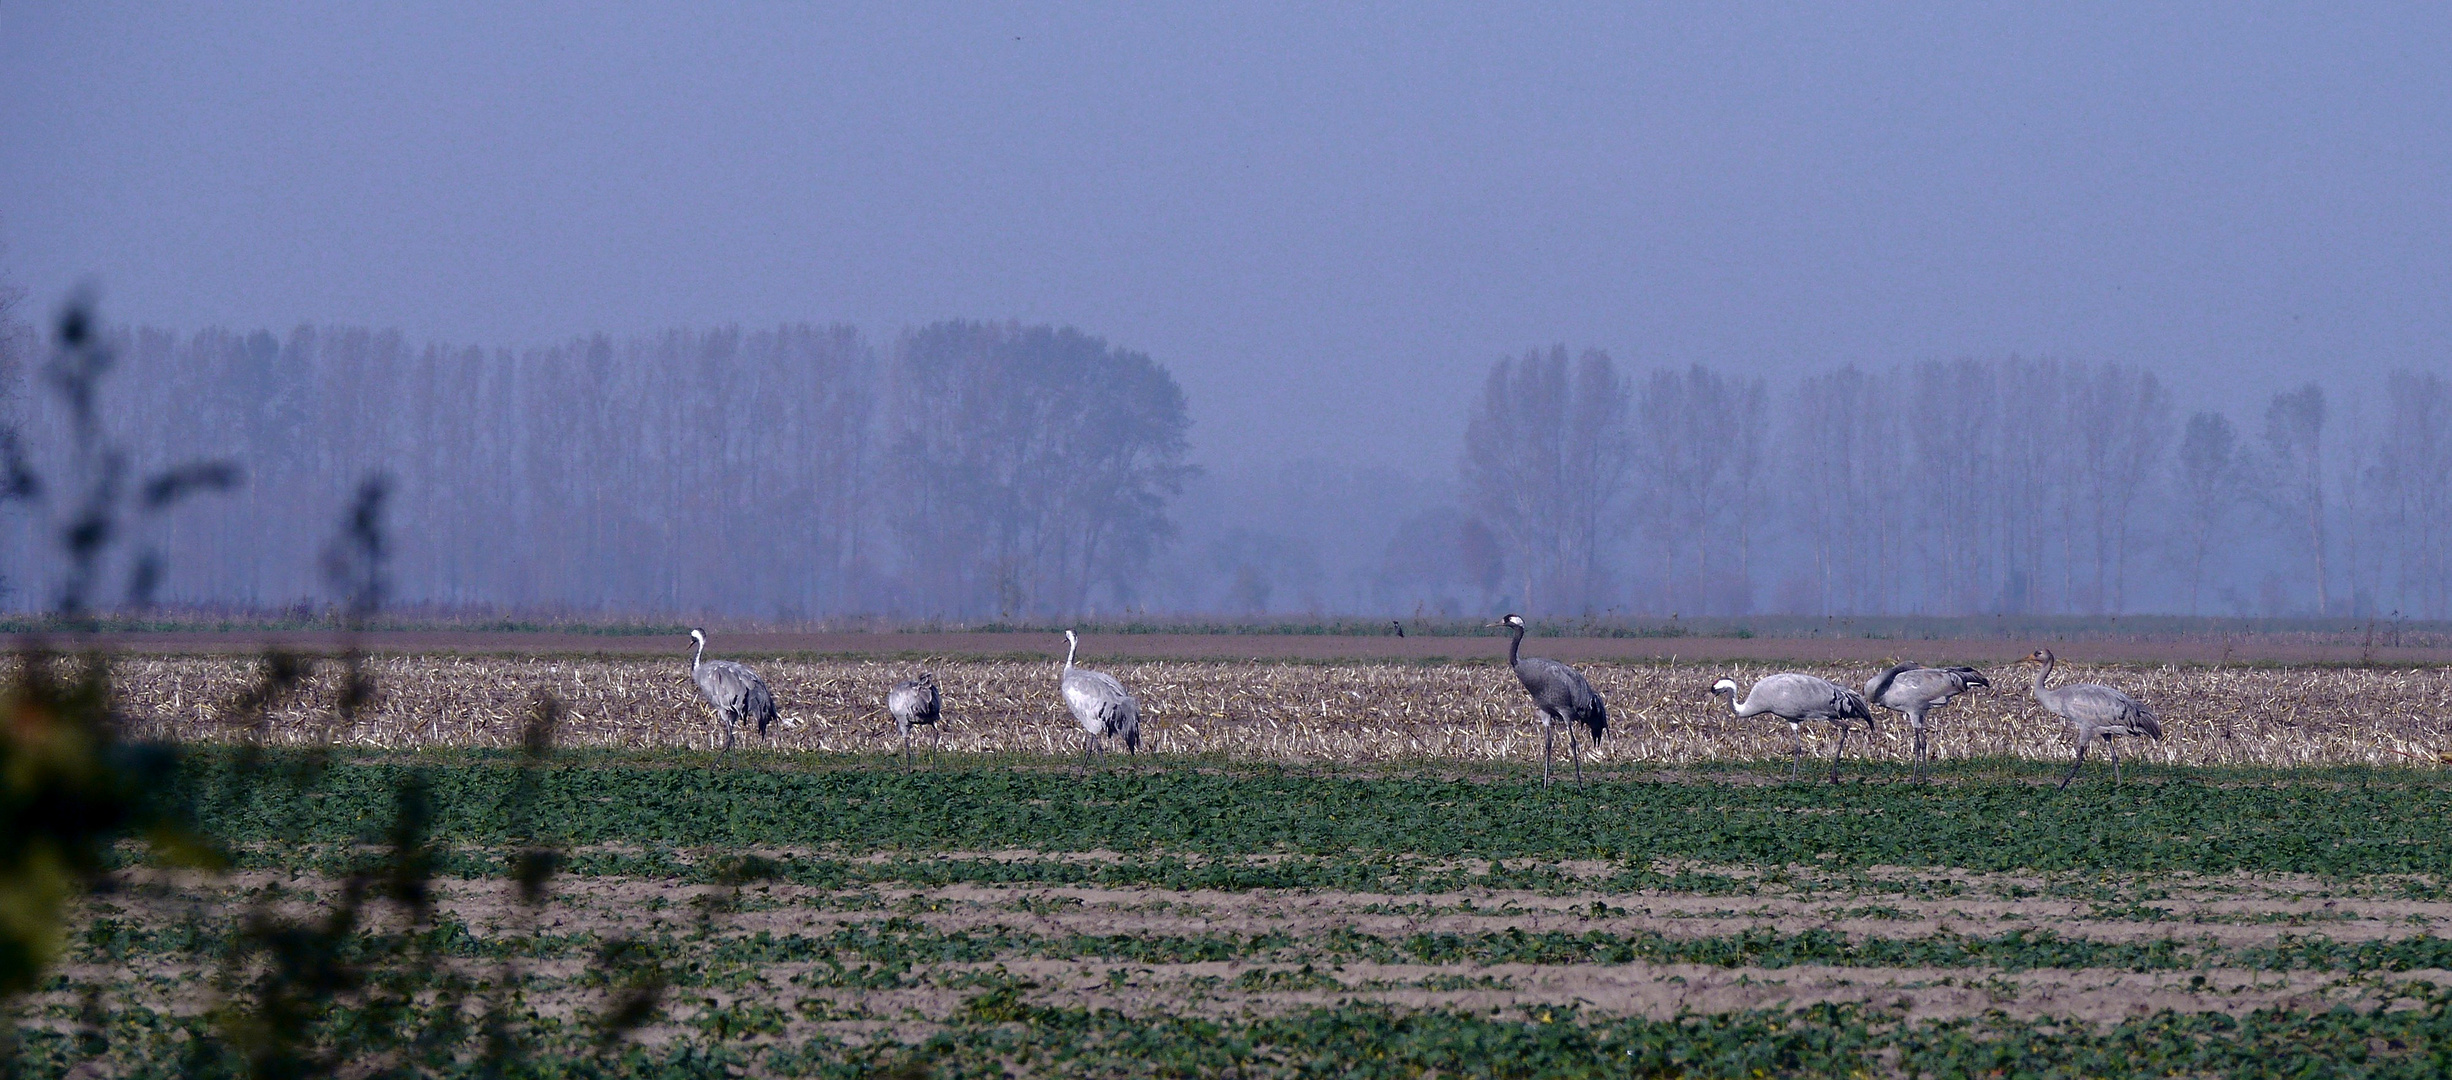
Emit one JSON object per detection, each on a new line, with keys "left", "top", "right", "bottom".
{"left": 0, "top": 317, "right": 1189, "bottom": 618}
{"left": 1442, "top": 348, "right": 2452, "bottom": 620}
{"left": 1, "top": 306, "right": 2445, "bottom": 620}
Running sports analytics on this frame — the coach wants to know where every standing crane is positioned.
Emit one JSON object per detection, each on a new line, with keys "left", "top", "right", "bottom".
{"left": 1708, "top": 673, "right": 1876, "bottom": 782}
{"left": 1489, "top": 614, "right": 1608, "bottom": 785}
{"left": 2022, "top": 648, "right": 2162, "bottom": 789}
{"left": 686, "top": 628, "right": 779, "bottom": 750}
{"left": 1060, "top": 629, "right": 1140, "bottom": 764}
{"left": 887, "top": 671, "right": 942, "bottom": 767}
{"left": 1862, "top": 661, "right": 1990, "bottom": 783}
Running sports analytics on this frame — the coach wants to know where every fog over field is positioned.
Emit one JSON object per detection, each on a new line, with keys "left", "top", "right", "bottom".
{"left": 4, "top": 5, "right": 2450, "bottom": 620}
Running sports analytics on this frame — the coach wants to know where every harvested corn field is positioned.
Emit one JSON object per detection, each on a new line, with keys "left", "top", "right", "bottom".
{"left": 108, "top": 653, "right": 2452, "bottom": 768}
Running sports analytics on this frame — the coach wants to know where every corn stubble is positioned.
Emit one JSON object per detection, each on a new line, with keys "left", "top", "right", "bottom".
{"left": 108, "top": 656, "right": 2452, "bottom": 769}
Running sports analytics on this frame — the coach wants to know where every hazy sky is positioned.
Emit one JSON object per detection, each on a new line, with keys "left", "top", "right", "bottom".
{"left": 5, "top": 4, "right": 2448, "bottom": 473}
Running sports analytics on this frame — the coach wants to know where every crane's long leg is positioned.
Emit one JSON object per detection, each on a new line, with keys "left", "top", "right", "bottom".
{"left": 1543, "top": 724, "right": 1556, "bottom": 786}
{"left": 933, "top": 723, "right": 943, "bottom": 763}
{"left": 1828, "top": 722, "right": 1850, "bottom": 784}
{"left": 2108, "top": 738, "right": 2121, "bottom": 784}
{"left": 2057, "top": 738, "right": 2091, "bottom": 791}
{"left": 902, "top": 728, "right": 912, "bottom": 770}
{"left": 723, "top": 713, "right": 737, "bottom": 752}
{"left": 1570, "top": 724, "right": 1584, "bottom": 786}
{"left": 1790, "top": 723, "right": 1805, "bottom": 780}
{"left": 1911, "top": 723, "right": 1926, "bottom": 784}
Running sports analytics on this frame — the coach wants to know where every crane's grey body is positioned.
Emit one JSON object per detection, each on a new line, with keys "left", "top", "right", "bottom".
{"left": 888, "top": 671, "right": 942, "bottom": 766}
{"left": 1492, "top": 614, "right": 1608, "bottom": 785}
{"left": 1863, "top": 662, "right": 1990, "bottom": 782}
{"left": 2023, "top": 649, "right": 2161, "bottom": 789}
{"left": 688, "top": 628, "right": 779, "bottom": 750}
{"left": 1710, "top": 673, "right": 1877, "bottom": 782}
{"left": 1061, "top": 630, "right": 1140, "bottom": 762}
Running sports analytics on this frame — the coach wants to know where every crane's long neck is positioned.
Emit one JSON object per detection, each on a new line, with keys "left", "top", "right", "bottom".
{"left": 1507, "top": 624, "right": 1524, "bottom": 668}
{"left": 2031, "top": 655, "right": 2054, "bottom": 701}
{"left": 691, "top": 636, "right": 704, "bottom": 674}
{"left": 1726, "top": 692, "right": 1760, "bottom": 718}
{"left": 1064, "top": 635, "right": 1077, "bottom": 671}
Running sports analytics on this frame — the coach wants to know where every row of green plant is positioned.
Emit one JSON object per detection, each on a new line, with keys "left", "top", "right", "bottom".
{"left": 164, "top": 753, "right": 2452, "bottom": 877}
{"left": 17, "top": 988, "right": 2452, "bottom": 1078}
{"left": 63, "top": 908, "right": 2452, "bottom": 979}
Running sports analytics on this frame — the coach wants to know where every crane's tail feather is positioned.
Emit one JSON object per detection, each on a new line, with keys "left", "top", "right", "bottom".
{"left": 1947, "top": 667, "right": 1992, "bottom": 688}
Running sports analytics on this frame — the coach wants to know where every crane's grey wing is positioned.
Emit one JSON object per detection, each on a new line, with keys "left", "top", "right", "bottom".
{"left": 710, "top": 660, "right": 779, "bottom": 733}
{"left": 888, "top": 680, "right": 938, "bottom": 728}
{"left": 1515, "top": 656, "right": 1607, "bottom": 737}
{"left": 1863, "top": 661, "right": 1920, "bottom": 706}
{"left": 1063, "top": 667, "right": 1140, "bottom": 744}
{"left": 1754, "top": 673, "right": 1864, "bottom": 721}
{"left": 1888, "top": 668, "right": 1975, "bottom": 708}
{"left": 2059, "top": 683, "right": 2153, "bottom": 730}
{"left": 694, "top": 662, "right": 748, "bottom": 712}
{"left": 1940, "top": 666, "right": 1991, "bottom": 689}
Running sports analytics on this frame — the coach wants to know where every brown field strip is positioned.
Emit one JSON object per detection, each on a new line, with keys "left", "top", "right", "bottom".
{"left": 54, "top": 628, "right": 2452, "bottom": 666}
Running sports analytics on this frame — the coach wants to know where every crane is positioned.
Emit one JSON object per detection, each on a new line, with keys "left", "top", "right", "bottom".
{"left": 1490, "top": 614, "right": 1609, "bottom": 785}
{"left": 1862, "top": 662, "right": 1990, "bottom": 782}
{"left": 1708, "top": 673, "right": 1876, "bottom": 782}
{"left": 1061, "top": 629, "right": 1141, "bottom": 764}
{"left": 686, "top": 628, "right": 779, "bottom": 750}
{"left": 888, "top": 671, "right": 942, "bottom": 767}
{"left": 2022, "top": 648, "right": 2162, "bottom": 789}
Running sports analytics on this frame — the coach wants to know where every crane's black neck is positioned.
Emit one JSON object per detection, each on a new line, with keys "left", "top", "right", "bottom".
{"left": 1507, "top": 622, "right": 1525, "bottom": 667}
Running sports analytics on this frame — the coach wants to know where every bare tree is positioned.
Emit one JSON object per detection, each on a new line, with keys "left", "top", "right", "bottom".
{"left": 2263, "top": 383, "right": 2330, "bottom": 615}
{"left": 2076, "top": 363, "right": 2173, "bottom": 613}
{"left": 2173, "top": 411, "right": 2242, "bottom": 616}
{"left": 890, "top": 321, "right": 1192, "bottom": 617}
{"left": 1462, "top": 346, "right": 1631, "bottom": 614}
{"left": 2371, "top": 372, "right": 2452, "bottom": 617}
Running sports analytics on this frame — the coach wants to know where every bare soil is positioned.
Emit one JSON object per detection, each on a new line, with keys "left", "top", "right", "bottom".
{"left": 58, "top": 862, "right": 2452, "bottom": 1045}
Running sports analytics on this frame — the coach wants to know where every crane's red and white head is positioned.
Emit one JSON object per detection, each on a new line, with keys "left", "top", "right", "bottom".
{"left": 688, "top": 627, "right": 706, "bottom": 646}
{"left": 2021, "top": 648, "right": 2053, "bottom": 665}
{"left": 1484, "top": 614, "right": 1526, "bottom": 630}
{"left": 1709, "top": 678, "right": 1739, "bottom": 698}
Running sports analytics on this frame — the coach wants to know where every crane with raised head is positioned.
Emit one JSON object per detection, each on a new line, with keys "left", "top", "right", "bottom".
{"left": 686, "top": 628, "right": 779, "bottom": 750}
{"left": 2022, "top": 648, "right": 2161, "bottom": 789}
{"left": 1490, "top": 614, "right": 1609, "bottom": 785}
{"left": 1708, "top": 673, "right": 1876, "bottom": 782}
{"left": 1061, "top": 629, "right": 1141, "bottom": 764}
{"left": 1863, "top": 661, "right": 1990, "bottom": 783}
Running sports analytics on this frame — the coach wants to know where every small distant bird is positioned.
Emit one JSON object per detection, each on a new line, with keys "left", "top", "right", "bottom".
{"left": 1391, "top": 620, "right": 1405, "bottom": 638}
{"left": 686, "top": 628, "right": 778, "bottom": 750}
{"left": 1061, "top": 629, "right": 1140, "bottom": 764}
{"left": 1489, "top": 613, "right": 1608, "bottom": 785}
{"left": 888, "top": 671, "right": 942, "bottom": 767}
{"left": 1863, "top": 662, "right": 1990, "bottom": 783}
{"left": 1709, "top": 673, "right": 1876, "bottom": 782}
{"left": 2022, "top": 649, "right": 2162, "bottom": 789}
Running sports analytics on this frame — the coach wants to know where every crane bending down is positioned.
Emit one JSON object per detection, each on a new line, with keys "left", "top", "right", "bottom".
{"left": 1491, "top": 614, "right": 1608, "bottom": 785}
{"left": 1709, "top": 673, "right": 1876, "bottom": 782}
{"left": 2022, "top": 649, "right": 2161, "bottom": 789}
{"left": 687, "top": 628, "right": 779, "bottom": 750}
{"left": 1863, "top": 662, "right": 1990, "bottom": 783}
{"left": 887, "top": 671, "right": 942, "bottom": 767}
{"left": 1061, "top": 630, "right": 1140, "bottom": 764}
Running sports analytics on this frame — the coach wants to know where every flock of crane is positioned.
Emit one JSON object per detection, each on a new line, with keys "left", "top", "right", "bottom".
{"left": 685, "top": 619, "right": 2164, "bottom": 789}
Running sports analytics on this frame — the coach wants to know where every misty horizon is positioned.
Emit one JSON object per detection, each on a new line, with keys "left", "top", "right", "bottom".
{"left": 5, "top": 5, "right": 2450, "bottom": 620}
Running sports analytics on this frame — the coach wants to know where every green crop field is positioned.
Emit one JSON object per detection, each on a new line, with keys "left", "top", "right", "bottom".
{"left": 17, "top": 747, "right": 2452, "bottom": 1078}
